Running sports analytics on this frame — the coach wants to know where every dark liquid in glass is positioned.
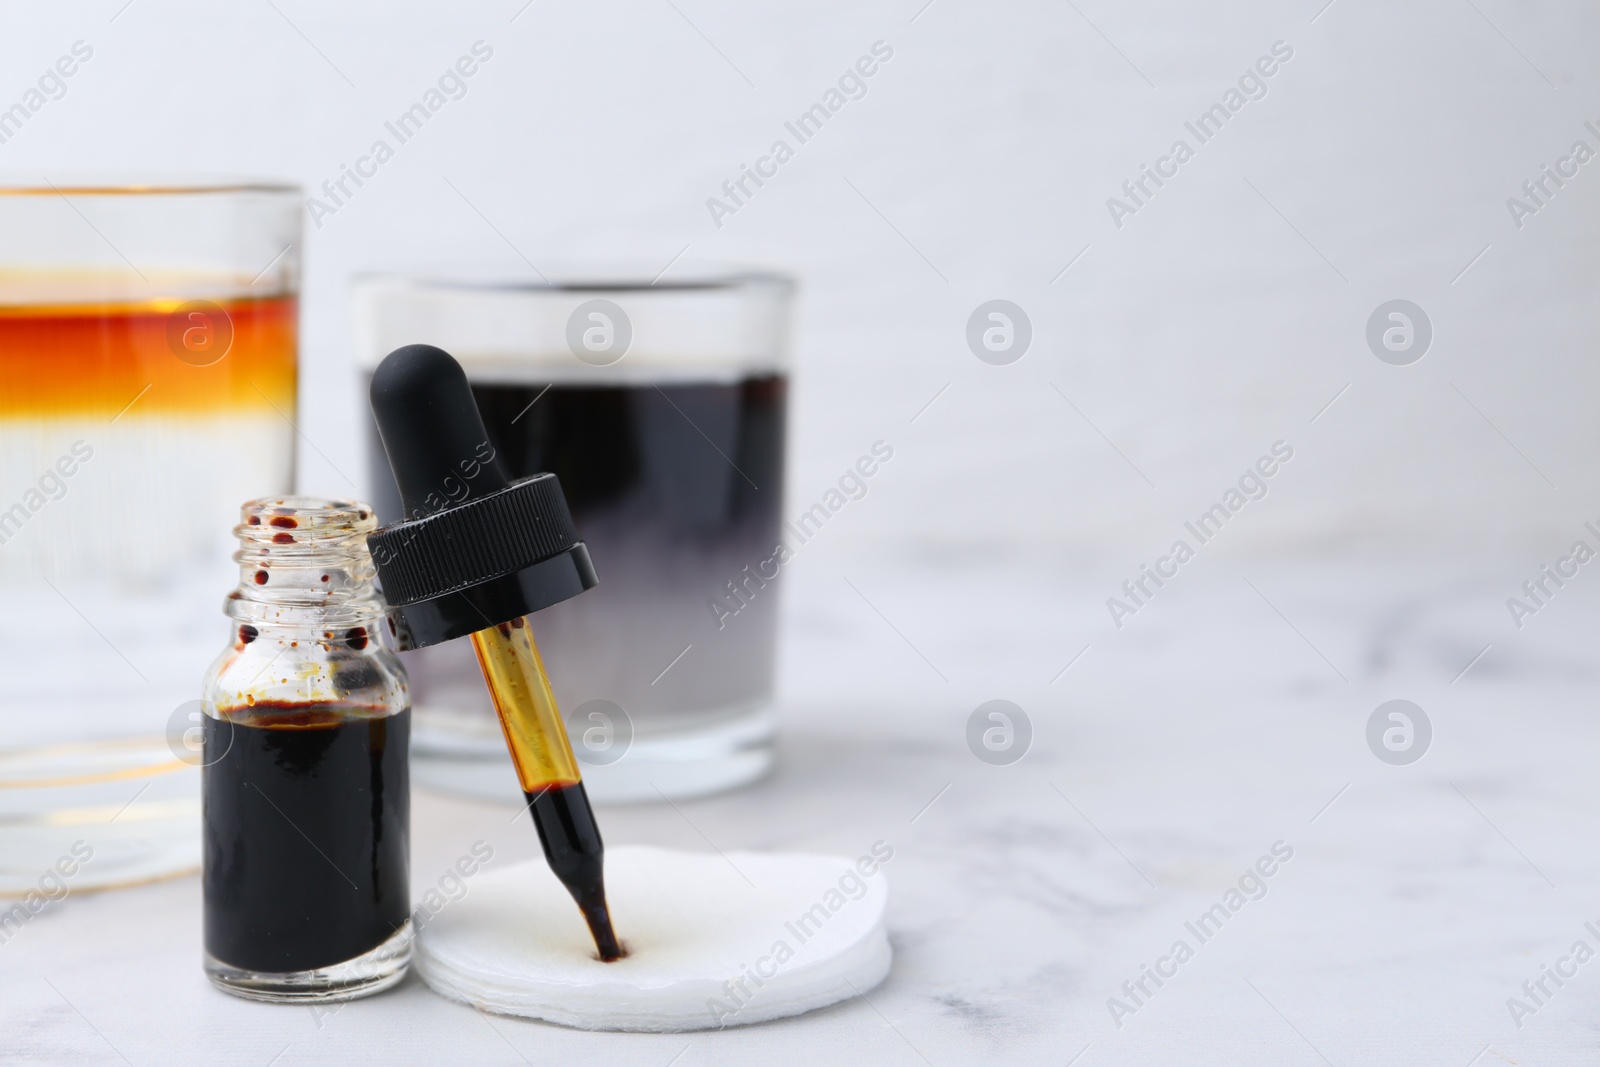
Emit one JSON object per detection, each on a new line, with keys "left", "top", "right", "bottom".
{"left": 366, "top": 374, "right": 786, "bottom": 735}
{"left": 203, "top": 706, "right": 410, "bottom": 973}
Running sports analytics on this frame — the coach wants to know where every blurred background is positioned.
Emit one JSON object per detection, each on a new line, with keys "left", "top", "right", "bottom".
{"left": 8, "top": 0, "right": 1594, "bottom": 574}
{"left": 4, "top": 1, "right": 1600, "bottom": 1062}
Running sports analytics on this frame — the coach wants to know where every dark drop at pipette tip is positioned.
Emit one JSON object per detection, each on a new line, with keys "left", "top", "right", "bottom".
{"left": 525, "top": 781, "right": 625, "bottom": 962}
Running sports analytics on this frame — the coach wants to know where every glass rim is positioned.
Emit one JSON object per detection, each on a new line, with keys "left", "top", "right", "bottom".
{"left": 0, "top": 176, "right": 300, "bottom": 196}
{"left": 356, "top": 265, "right": 795, "bottom": 295}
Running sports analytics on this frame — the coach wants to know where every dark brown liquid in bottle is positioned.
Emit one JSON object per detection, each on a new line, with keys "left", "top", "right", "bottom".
{"left": 203, "top": 705, "right": 410, "bottom": 974}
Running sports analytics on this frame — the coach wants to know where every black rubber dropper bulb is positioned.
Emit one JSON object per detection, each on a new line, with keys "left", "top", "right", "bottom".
{"left": 369, "top": 344, "right": 512, "bottom": 513}
{"left": 367, "top": 344, "right": 621, "bottom": 961}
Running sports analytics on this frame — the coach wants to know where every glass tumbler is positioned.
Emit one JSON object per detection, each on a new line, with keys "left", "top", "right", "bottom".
{"left": 0, "top": 180, "right": 299, "bottom": 892}
{"left": 356, "top": 269, "right": 792, "bottom": 802}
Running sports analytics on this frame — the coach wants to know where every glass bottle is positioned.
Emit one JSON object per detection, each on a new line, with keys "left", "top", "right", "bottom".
{"left": 200, "top": 497, "right": 412, "bottom": 1002}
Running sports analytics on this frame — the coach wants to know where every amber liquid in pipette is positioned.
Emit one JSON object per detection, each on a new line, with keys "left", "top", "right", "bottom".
{"left": 470, "top": 616, "right": 623, "bottom": 961}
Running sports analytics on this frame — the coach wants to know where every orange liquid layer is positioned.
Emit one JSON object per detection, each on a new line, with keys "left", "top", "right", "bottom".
{"left": 0, "top": 294, "right": 296, "bottom": 418}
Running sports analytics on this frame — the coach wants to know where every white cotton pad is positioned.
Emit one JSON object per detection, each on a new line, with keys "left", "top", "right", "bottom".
{"left": 415, "top": 845, "right": 892, "bottom": 1031}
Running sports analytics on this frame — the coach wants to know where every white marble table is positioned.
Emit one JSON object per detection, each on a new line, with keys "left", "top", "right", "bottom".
{"left": 4, "top": 562, "right": 1596, "bottom": 1065}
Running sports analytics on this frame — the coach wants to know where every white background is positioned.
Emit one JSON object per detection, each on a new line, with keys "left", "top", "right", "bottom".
{"left": 4, "top": 0, "right": 1595, "bottom": 577}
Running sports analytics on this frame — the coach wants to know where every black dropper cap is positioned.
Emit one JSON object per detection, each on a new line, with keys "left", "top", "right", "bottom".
{"left": 366, "top": 344, "right": 597, "bottom": 649}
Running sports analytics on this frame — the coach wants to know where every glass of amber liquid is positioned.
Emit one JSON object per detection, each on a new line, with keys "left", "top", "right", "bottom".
{"left": 0, "top": 180, "right": 299, "bottom": 892}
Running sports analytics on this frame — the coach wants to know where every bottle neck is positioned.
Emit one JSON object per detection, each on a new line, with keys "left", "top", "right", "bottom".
{"left": 227, "top": 497, "right": 388, "bottom": 631}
